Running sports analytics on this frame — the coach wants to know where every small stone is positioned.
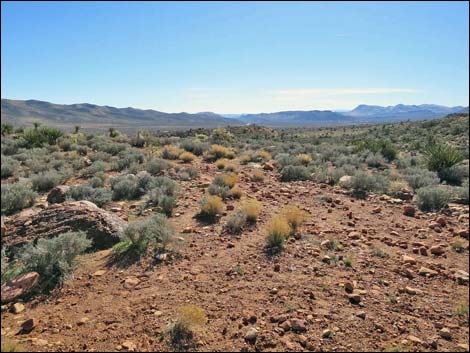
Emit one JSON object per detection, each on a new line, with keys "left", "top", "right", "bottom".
{"left": 244, "top": 328, "right": 258, "bottom": 343}
{"left": 348, "top": 294, "right": 361, "bottom": 304}
{"left": 403, "top": 205, "right": 416, "bottom": 217}
{"left": 418, "top": 267, "right": 438, "bottom": 277}
{"left": 322, "top": 328, "right": 333, "bottom": 338}
{"left": 122, "top": 340, "right": 137, "bottom": 351}
{"left": 92, "top": 270, "right": 107, "bottom": 277}
{"left": 12, "top": 303, "right": 25, "bottom": 314}
{"left": 123, "top": 277, "right": 140, "bottom": 289}
{"left": 402, "top": 255, "right": 416, "bottom": 265}
{"left": 439, "top": 327, "right": 452, "bottom": 340}
{"left": 430, "top": 245, "right": 445, "bottom": 256}
{"left": 21, "top": 318, "right": 36, "bottom": 332}
{"left": 291, "top": 319, "right": 307, "bottom": 333}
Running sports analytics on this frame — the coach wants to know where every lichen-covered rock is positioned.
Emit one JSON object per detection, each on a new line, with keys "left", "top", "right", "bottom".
{"left": 2, "top": 201, "right": 126, "bottom": 250}
{"left": 47, "top": 185, "right": 70, "bottom": 204}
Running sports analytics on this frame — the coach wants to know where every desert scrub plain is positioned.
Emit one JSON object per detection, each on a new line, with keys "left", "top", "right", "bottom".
{"left": 0, "top": 114, "right": 469, "bottom": 352}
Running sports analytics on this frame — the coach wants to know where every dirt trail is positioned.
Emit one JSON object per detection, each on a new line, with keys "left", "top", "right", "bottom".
{"left": 1, "top": 162, "right": 469, "bottom": 352}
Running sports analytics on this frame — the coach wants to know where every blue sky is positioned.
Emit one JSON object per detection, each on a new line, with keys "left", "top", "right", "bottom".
{"left": 1, "top": 1, "right": 468, "bottom": 113}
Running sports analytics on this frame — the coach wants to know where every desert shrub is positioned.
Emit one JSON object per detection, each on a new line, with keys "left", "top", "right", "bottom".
{"left": 229, "top": 185, "right": 243, "bottom": 199}
{"left": 111, "top": 174, "right": 141, "bottom": 200}
{"left": 280, "top": 165, "right": 310, "bottom": 181}
{"left": 116, "top": 149, "right": 145, "bottom": 171}
{"left": 117, "top": 214, "right": 174, "bottom": 254}
{"left": 282, "top": 206, "right": 308, "bottom": 236}
{"left": 72, "top": 144, "right": 88, "bottom": 156}
{"left": 437, "top": 164, "right": 469, "bottom": 185}
{"left": 1, "top": 156, "right": 18, "bottom": 179}
{"left": 177, "top": 167, "right": 198, "bottom": 181}
{"left": 275, "top": 153, "right": 302, "bottom": 168}
{"left": 179, "top": 151, "right": 196, "bottom": 163}
{"left": 203, "top": 144, "right": 232, "bottom": 161}
{"left": 90, "top": 151, "right": 112, "bottom": 162}
{"left": 455, "top": 180, "right": 469, "bottom": 205}
{"left": 240, "top": 199, "right": 262, "bottom": 222}
{"left": 199, "top": 195, "right": 224, "bottom": 219}
{"left": 416, "top": 186, "right": 453, "bottom": 212}
{"left": 161, "top": 145, "right": 183, "bottom": 160}
{"left": 1, "top": 123, "right": 14, "bottom": 136}
{"left": 18, "top": 231, "right": 92, "bottom": 292}
{"left": 146, "top": 158, "right": 172, "bottom": 175}
{"left": 346, "top": 171, "right": 390, "bottom": 198}
{"left": 296, "top": 153, "right": 313, "bottom": 166}
{"left": 424, "top": 143, "right": 464, "bottom": 182}
{"left": 402, "top": 168, "right": 440, "bottom": 190}
{"left": 146, "top": 188, "right": 178, "bottom": 216}
{"left": 215, "top": 159, "right": 227, "bottom": 170}
{"left": 31, "top": 170, "right": 68, "bottom": 192}
{"left": 365, "top": 152, "right": 386, "bottom": 168}
{"left": 251, "top": 169, "right": 265, "bottom": 182}
{"left": 208, "top": 183, "right": 231, "bottom": 200}
{"left": 210, "top": 127, "right": 234, "bottom": 144}
{"left": 225, "top": 211, "right": 247, "bottom": 234}
{"left": 1, "top": 247, "right": 24, "bottom": 285}
{"left": 88, "top": 174, "right": 106, "bottom": 188}
{"left": 180, "top": 140, "right": 208, "bottom": 156}
{"left": 170, "top": 305, "right": 206, "bottom": 343}
{"left": 355, "top": 138, "right": 398, "bottom": 161}
{"left": 66, "top": 185, "right": 112, "bottom": 207}
{"left": 1, "top": 183, "right": 37, "bottom": 214}
{"left": 219, "top": 174, "right": 238, "bottom": 188}
{"left": 266, "top": 217, "right": 291, "bottom": 252}
{"left": 83, "top": 160, "right": 107, "bottom": 178}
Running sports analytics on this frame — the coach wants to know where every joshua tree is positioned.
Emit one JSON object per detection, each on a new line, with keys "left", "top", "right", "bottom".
{"left": 74, "top": 125, "right": 81, "bottom": 134}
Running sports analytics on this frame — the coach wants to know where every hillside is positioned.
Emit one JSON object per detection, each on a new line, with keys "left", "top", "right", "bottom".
{"left": 1, "top": 99, "right": 242, "bottom": 130}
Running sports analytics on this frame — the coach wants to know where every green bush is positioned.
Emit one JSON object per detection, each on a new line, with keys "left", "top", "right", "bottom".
{"left": 424, "top": 143, "right": 464, "bottom": 182}
{"left": 31, "top": 170, "right": 68, "bottom": 192}
{"left": 66, "top": 185, "right": 112, "bottom": 207}
{"left": 225, "top": 211, "right": 247, "bottom": 234}
{"left": 18, "top": 231, "right": 92, "bottom": 292}
{"left": 347, "top": 171, "right": 390, "bottom": 198}
{"left": 117, "top": 214, "right": 174, "bottom": 255}
{"left": 402, "top": 168, "right": 440, "bottom": 190}
{"left": 416, "top": 186, "right": 453, "bottom": 212}
{"left": 146, "top": 158, "right": 171, "bottom": 175}
{"left": 1, "top": 156, "right": 18, "bottom": 179}
{"left": 1, "top": 183, "right": 37, "bottom": 215}
{"left": 280, "top": 165, "right": 311, "bottom": 181}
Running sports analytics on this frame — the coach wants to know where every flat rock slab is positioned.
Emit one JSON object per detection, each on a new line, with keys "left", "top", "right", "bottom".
{"left": 2, "top": 200, "right": 126, "bottom": 251}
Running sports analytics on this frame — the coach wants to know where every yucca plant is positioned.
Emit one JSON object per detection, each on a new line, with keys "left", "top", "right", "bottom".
{"left": 424, "top": 143, "right": 464, "bottom": 179}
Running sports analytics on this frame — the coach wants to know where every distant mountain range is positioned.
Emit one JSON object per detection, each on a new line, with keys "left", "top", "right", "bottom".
{"left": 1, "top": 99, "right": 241, "bottom": 130}
{"left": 344, "top": 104, "right": 468, "bottom": 121}
{"left": 1, "top": 99, "right": 468, "bottom": 130}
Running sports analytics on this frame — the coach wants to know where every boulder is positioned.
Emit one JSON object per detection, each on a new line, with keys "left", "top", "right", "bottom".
{"left": 2, "top": 201, "right": 126, "bottom": 250}
{"left": 47, "top": 185, "right": 70, "bottom": 204}
{"left": 1, "top": 272, "right": 39, "bottom": 303}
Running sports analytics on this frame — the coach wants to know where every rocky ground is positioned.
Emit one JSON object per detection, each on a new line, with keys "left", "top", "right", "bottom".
{"left": 1, "top": 159, "right": 469, "bottom": 352}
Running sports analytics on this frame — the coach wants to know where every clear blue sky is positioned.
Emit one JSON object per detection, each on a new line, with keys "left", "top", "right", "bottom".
{"left": 2, "top": 1, "right": 468, "bottom": 113}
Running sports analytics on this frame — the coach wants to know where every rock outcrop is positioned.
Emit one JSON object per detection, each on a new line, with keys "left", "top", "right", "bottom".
{"left": 1, "top": 272, "right": 40, "bottom": 303}
{"left": 2, "top": 201, "right": 126, "bottom": 250}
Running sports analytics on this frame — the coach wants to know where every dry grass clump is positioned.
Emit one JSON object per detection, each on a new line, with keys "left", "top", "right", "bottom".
{"left": 199, "top": 195, "right": 224, "bottom": 219}
{"left": 282, "top": 205, "right": 309, "bottom": 236}
{"left": 170, "top": 305, "right": 206, "bottom": 343}
{"left": 229, "top": 185, "right": 243, "bottom": 199}
{"left": 251, "top": 169, "right": 265, "bottom": 182}
{"left": 215, "top": 159, "right": 228, "bottom": 170}
{"left": 297, "top": 153, "right": 313, "bottom": 166}
{"left": 221, "top": 173, "right": 238, "bottom": 188}
{"left": 161, "top": 145, "right": 184, "bottom": 160}
{"left": 204, "top": 144, "right": 234, "bottom": 161}
{"left": 1, "top": 337, "right": 23, "bottom": 352}
{"left": 240, "top": 199, "right": 262, "bottom": 222}
{"left": 265, "top": 217, "right": 291, "bottom": 252}
{"left": 179, "top": 151, "right": 196, "bottom": 163}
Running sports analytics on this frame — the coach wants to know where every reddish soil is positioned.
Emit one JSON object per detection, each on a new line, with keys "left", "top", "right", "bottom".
{"left": 1, "top": 160, "right": 469, "bottom": 352}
